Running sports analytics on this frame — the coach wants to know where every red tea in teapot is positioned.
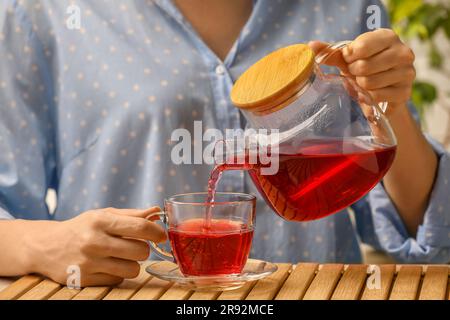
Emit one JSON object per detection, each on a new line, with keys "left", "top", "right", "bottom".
{"left": 207, "top": 138, "right": 396, "bottom": 221}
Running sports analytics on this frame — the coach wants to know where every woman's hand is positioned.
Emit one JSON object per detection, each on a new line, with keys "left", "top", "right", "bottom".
{"left": 23, "top": 207, "right": 166, "bottom": 287}
{"left": 310, "top": 29, "right": 438, "bottom": 236}
{"left": 309, "top": 28, "right": 416, "bottom": 110}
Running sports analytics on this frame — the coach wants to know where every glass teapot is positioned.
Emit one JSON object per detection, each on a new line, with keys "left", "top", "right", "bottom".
{"left": 225, "top": 42, "right": 397, "bottom": 222}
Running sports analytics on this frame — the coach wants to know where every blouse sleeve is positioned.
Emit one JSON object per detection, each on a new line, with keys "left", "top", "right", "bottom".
{"left": 0, "top": 1, "right": 57, "bottom": 220}
{"left": 356, "top": 136, "right": 450, "bottom": 263}
{"left": 352, "top": 1, "right": 450, "bottom": 263}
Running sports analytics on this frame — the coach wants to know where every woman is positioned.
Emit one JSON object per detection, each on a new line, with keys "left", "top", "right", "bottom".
{"left": 0, "top": 0, "right": 449, "bottom": 286}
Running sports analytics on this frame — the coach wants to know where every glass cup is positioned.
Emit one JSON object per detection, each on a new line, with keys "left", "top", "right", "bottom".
{"left": 148, "top": 192, "right": 256, "bottom": 277}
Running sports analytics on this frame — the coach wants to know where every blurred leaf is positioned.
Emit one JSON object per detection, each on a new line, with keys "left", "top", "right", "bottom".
{"left": 412, "top": 81, "right": 437, "bottom": 106}
{"left": 429, "top": 43, "right": 443, "bottom": 69}
{"left": 388, "top": 0, "right": 422, "bottom": 24}
{"left": 417, "top": 4, "right": 448, "bottom": 38}
{"left": 412, "top": 81, "right": 438, "bottom": 120}
{"left": 444, "top": 17, "right": 450, "bottom": 39}
{"left": 402, "top": 21, "right": 428, "bottom": 39}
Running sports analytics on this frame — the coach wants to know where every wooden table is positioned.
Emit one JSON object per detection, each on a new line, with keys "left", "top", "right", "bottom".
{"left": 0, "top": 262, "right": 449, "bottom": 300}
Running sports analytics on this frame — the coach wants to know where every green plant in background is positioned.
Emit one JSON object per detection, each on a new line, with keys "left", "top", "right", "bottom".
{"left": 386, "top": 0, "right": 450, "bottom": 120}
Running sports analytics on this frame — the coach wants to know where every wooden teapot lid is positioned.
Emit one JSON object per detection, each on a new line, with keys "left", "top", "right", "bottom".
{"left": 231, "top": 44, "right": 315, "bottom": 113}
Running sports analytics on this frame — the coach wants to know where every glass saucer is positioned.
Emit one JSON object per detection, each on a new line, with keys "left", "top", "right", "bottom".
{"left": 145, "top": 259, "right": 278, "bottom": 291}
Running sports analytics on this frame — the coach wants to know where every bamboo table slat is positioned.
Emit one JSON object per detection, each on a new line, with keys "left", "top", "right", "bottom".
{"left": 246, "top": 263, "right": 292, "bottom": 300}
{"left": 49, "top": 287, "right": 80, "bottom": 300}
{"left": 216, "top": 280, "right": 257, "bottom": 300}
{"left": 0, "top": 275, "right": 42, "bottom": 300}
{"left": 302, "top": 264, "right": 344, "bottom": 300}
{"left": 331, "top": 265, "right": 368, "bottom": 300}
{"left": 131, "top": 276, "right": 173, "bottom": 300}
{"left": 102, "top": 264, "right": 152, "bottom": 300}
{"left": 18, "top": 279, "right": 61, "bottom": 300}
{"left": 1, "top": 263, "right": 449, "bottom": 300}
{"left": 275, "top": 263, "right": 318, "bottom": 300}
{"left": 419, "top": 266, "right": 449, "bottom": 300}
{"left": 389, "top": 265, "right": 423, "bottom": 300}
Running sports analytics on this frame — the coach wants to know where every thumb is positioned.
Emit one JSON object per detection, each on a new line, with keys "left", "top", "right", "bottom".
{"left": 308, "top": 40, "right": 329, "bottom": 55}
{"left": 107, "top": 206, "right": 162, "bottom": 221}
{"left": 138, "top": 206, "right": 163, "bottom": 221}
{"left": 307, "top": 41, "right": 349, "bottom": 73}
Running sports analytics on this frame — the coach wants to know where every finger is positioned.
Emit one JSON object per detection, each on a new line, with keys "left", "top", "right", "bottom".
{"left": 80, "top": 273, "right": 124, "bottom": 287}
{"left": 343, "top": 28, "right": 398, "bottom": 63}
{"left": 139, "top": 207, "right": 162, "bottom": 221}
{"left": 91, "top": 236, "right": 150, "bottom": 261}
{"left": 101, "top": 214, "right": 167, "bottom": 243}
{"left": 367, "top": 85, "right": 412, "bottom": 104}
{"left": 355, "top": 67, "right": 416, "bottom": 91}
{"left": 347, "top": 46, "right": 412, "bottom": 76}
{"left": 92, "top": 258, "right": 142, "bottom": 279}
{"left": 308, "top": 41, "right": 349, "bottom": 72}
{"left": 103, "top": 206, "right": 162, "bottom": 220}
{"left": 308, "top": 40, "right": 328, "bottom": 54}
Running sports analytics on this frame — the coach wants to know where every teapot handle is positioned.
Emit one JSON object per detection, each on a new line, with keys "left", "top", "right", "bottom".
{"left": 314, "top": 40, "right": 352, "bottom": 65}
{"left": 314, "top": 40, "right": 388, "bottom": 113}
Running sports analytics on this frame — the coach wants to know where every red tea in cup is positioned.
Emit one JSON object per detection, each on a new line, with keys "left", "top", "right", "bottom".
{"left": 168, "top": 219, "right": 253, "bottom": 276}
{"left": 147, "top": 193, "right": 256, "bottom": 277}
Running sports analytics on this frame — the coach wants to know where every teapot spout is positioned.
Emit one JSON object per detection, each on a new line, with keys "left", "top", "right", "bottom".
{"left": 212, "top": 130, "right": 280, "bottom": 169}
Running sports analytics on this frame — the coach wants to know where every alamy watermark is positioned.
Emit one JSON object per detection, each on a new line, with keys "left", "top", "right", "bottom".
{"left": 366, "top": 265, "right": 382, "bottom": 290}
{"left": 66, "top": 264, "right": 81, "bottom": 289}
{"left": 366, "top": 4, "right": 382, "bottom": 30}
{"left": 66, "top": 4, "right": 81, "bottom": 30}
